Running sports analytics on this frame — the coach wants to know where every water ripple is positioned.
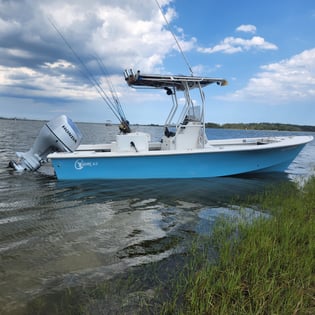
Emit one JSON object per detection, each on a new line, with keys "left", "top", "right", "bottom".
{"left": 0, "top": 119, "right": 314, "bottom": 314}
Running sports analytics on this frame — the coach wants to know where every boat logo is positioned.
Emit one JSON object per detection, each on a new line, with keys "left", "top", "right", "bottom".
{"left": 74, "top": 159, "right": 98, "bottom": 170}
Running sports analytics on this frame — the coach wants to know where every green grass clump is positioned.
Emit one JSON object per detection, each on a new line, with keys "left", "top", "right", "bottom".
{"left": 161, "top": 177, "right": 315, "bottom": 315}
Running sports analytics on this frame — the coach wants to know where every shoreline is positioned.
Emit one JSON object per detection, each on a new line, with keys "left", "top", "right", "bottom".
{"left": 1, "top": 116, "right": 315, "bottom": 132}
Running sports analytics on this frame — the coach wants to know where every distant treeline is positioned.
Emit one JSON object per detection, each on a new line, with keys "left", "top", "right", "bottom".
{"left": 1, "top": 117, "right": 314, "bottom": 132}
{"left": 205, "top": 122, "right": 315, "bottom": 132}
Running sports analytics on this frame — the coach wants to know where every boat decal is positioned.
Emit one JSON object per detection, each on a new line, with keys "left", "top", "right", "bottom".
{"left": 74, "top": 159, "right": 98, "bottom": 170}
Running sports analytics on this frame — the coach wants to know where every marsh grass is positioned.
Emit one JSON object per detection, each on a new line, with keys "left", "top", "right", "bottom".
{"left": 160, "top": 177, "right": 315, "bottom": 314}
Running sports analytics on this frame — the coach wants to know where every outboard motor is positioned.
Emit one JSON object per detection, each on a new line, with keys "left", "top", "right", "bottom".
{"left": 9, "top": 115, "right": 82, "bottom": 172}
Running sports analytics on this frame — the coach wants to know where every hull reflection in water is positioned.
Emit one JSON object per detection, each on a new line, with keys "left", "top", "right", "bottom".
{"left": 54, "top": 174, "right": 288, "bottom": 203}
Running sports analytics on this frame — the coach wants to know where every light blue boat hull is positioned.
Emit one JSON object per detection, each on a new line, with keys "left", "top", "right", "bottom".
{"left": 50, "top": 142, "right": 307, "bottom": 180}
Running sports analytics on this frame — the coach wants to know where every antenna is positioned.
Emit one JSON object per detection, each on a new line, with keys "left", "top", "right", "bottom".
{"left": 155, "top": 0, "right": 194, "bottom": 76}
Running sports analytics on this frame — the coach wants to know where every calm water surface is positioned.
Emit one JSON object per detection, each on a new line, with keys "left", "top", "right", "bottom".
{"left": 0, "top": 119, "right": 314, "bottom": 314}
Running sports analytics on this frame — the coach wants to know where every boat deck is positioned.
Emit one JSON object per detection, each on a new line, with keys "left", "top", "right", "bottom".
{"left": 67, "top": 136, "right": 313, "bottom": 157}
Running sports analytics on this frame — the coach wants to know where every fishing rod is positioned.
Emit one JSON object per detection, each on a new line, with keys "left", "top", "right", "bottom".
{"left": 95, "top": 57, "right": 127, "bottom": 123}
{"left": 48, "top": 18, "right": 130, "bottom": 133}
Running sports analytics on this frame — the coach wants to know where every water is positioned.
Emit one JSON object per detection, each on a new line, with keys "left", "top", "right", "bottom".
{"left": 0, "top": 119, "right": 314, "bottom": 314}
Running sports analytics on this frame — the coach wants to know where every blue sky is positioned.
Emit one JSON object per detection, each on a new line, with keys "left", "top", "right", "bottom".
{"left": 0, "top": 0, "right": 314, "bottom": 125}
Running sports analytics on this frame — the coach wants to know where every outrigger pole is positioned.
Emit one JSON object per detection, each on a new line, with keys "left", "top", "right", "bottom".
{"left": 154, "top": 0, "right": 194, "bottom": 76}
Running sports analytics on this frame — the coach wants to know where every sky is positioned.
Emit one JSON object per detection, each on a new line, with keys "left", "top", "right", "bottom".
{"left": 0, "top": 0, "right": 314, "bottom": 126}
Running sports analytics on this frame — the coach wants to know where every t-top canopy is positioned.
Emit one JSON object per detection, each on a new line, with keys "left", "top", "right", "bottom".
{"left": 124, "top": 69, "right": 228, "bottom": 91}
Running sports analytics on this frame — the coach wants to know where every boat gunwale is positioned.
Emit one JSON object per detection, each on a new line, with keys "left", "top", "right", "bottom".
{"left": 48, "top": 136, "right": 313, "bottom": 159}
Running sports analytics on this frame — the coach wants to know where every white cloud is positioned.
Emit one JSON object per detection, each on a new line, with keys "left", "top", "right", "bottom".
{"left": 198, "top": 24, "right": 277, "bottom": 54}
{"left": 43, "top": 0, "right": 182, "bottom": 72}
{"left": 0, "top": 64, "right": 97, "bottom": 100}
{"left": 223, "top": 48, "right": 315, "bottom": 103}
{"left": 198, "top": 36, "right": 278, "bottom": 54}
{"left": 191, "top": 64, "right": 222, "bottom": 76}
{"left": 0, "top": 0, "right": 199, "bottom": 104}
{"left": 236, "top": 24, "right": 256, "bottom": 34}
{"left": 42, "top": 59, "right": 74, "bottom": 70}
